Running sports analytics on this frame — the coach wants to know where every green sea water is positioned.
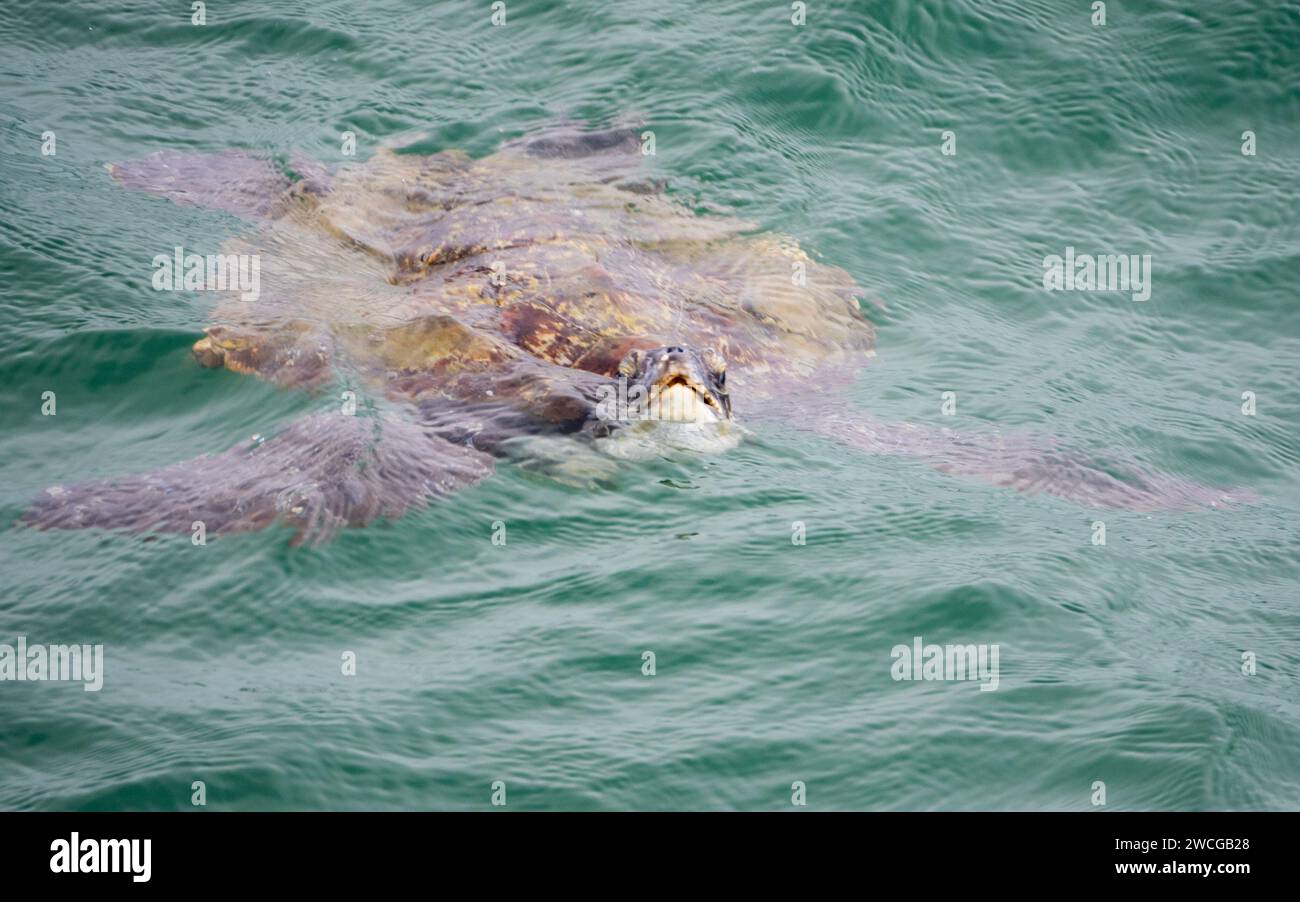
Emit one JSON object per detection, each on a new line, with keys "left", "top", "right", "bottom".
{"left": 1, "top": 0, "right": 1298, "bottom": 811}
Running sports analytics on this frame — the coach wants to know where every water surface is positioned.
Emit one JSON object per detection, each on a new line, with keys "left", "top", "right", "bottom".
{"left": 1, "top": 0, "right": 1298, "bottom": 810}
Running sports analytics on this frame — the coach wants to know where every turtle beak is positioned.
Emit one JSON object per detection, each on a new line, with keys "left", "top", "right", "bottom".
{"left": 612, "top": 345, "right": 732, "bottom": 424}
{"left": 646, "top": 348, "right": 731, "bottom": 422}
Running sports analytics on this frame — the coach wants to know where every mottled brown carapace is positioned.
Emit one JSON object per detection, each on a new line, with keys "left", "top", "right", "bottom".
{"left": 181, "top": 127, "right": 873, "bottom": 421}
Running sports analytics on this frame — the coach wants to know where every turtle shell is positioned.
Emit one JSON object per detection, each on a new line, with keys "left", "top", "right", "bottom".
{"left": 201, "top": 132, "right": 875, "bottom": 415}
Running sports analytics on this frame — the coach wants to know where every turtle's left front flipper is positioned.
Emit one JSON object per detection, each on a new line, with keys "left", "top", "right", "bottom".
{"left": 770, "top": 396, "right": 1255, "bottom": 511}
{"left": 21, "top": 413, "right": 493, "bottom": 546}
{"left": 108, "top": 149, "right": 328, "bottom": 219}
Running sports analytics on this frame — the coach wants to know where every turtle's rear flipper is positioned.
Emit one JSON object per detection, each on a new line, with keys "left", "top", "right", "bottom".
{"left": 22, "top": 414, "right": 493, "bottom": 547}
{"left": 500, "top": 120, "right": 646, "bottom": 182}
{"left": 108, "top": 149, "right": 326, "bottom": 219}
{"left": 508, "top": 123, "right": 643, "bottom": 160}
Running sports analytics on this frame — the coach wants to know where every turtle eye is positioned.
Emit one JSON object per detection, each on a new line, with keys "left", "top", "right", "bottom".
{"left": 717, "top": 370, "right": 726, "bottom": 386}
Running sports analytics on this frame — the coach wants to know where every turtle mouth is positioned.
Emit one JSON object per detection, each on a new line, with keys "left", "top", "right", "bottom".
{"left": 613, "top": 345, "right": 733, "bottom": 425}
{"left": 650, "top": 375, "right": 721, "bottom": 423}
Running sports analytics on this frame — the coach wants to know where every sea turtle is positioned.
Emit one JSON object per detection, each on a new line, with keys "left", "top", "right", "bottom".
{"left": 23, "top": 124, "right": 1246, "bottom": 545}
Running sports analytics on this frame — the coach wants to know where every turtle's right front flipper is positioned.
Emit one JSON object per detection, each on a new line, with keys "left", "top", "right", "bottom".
{"left": 108, "top": 149, "right": 328, "bottom": 219}
{"left": 21, "top": 413, "right": 492, "bottom": 547}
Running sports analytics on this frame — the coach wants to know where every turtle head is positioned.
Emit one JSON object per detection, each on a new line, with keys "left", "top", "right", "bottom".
{"left": 617, "top": 345, "right": 732, "bottom": 423}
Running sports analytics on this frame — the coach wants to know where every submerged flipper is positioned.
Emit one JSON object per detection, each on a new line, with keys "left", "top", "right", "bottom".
{"left": 772, "top": 398, "right": 1253, "bottom": 511}
{"left": 108, "top": 149, "right": 327, "bottom": 218}
{"left": 22, "top": 414, "right": 492, "bottom": 546}
{"left": 500, "top": 119, "right": 648, "bottom": 184}
{"left": 505, "top": 122, "right": 643, "bottom": 161}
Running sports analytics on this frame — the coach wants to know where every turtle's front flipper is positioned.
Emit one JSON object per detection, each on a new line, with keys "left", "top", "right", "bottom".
{"left": 22, "top": 414, "right": 492, "bottom": 546}
{"left": 779, "top": 402, "right": 1253, "bottom": 511}
{"left": 108, "top": 149, "right": 327, "bottom": 219}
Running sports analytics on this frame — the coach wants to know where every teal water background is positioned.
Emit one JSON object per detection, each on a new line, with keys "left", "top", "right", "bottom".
{"left": 1, "top": 0, "right": 1299, "bottom": 810}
